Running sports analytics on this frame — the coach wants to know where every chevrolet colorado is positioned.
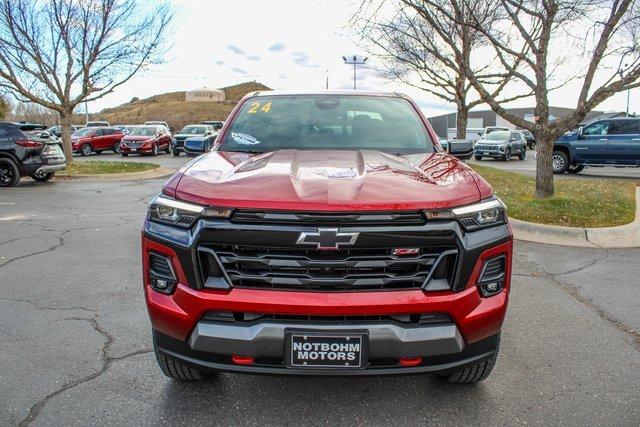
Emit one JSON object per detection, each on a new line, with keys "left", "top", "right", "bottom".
{"left": 143, "top": 90, "right": 512, "bottom": 383}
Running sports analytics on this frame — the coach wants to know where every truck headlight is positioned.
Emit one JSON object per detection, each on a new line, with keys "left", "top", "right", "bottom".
{"left": 423, "top": 197, "right": 507, "bottom": 231}
{"left": 148, "top": 195, "right": 232, "bottom": 228}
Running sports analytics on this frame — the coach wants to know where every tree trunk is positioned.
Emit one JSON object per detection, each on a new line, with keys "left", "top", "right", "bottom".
{"left": 456, "top": 105, "right": 468, "bottom": 140}
{"left": 535, "top": 132, "right": 555, "bottom": 198}
{"left": 60, "top": 111, "right": 74, "bottom": 163}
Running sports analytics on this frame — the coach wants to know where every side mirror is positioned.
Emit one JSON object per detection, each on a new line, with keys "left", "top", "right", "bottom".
{"left": 576, "top": 127, "right": 584, "bottom": 139}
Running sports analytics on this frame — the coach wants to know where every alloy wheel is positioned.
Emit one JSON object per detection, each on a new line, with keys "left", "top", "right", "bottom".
{"left": 552, "top": 154, "right": 564, "bottom": 172}
{"left": 0, "top": 164, "right": 14, "bottom": 185}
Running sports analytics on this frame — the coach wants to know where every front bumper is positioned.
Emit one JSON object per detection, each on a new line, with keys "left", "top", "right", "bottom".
{"left": 474, "top": 146, "right": 506, "bottom": 158}
{"left": 189, "top": 319, "right": 464, "bottom": 358}
{"left": 120, "top": 145, "right": 152, "bottom": 154}
{"left": 154, "top": 329, "right": 500, "bottom": 376}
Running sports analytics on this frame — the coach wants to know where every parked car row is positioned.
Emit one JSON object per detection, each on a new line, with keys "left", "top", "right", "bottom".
{"left": 57, "top": 120, "right": 226, "bottom": 158}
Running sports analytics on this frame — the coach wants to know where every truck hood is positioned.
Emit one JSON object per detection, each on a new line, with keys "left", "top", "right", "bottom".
{"left": 167, "top": 150, "right": 487, "bottom": 211}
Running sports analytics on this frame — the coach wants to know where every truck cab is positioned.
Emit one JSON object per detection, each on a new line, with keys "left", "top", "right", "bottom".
{"left": 553, "top": 117, "right": 640, "bottom": 174}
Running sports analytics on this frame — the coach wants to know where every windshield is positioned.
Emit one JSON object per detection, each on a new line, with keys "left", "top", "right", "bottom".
{"left": 129, "top": 127, "right": 156, "bottom": 136}
{"left": 73, "top": 128, "right": 93, "bottom": 137}
{"left": 180, "top": 126, "right": 206, "bottom": 135}
{"left": 218, "top": 95, "right": 434, "bottom": 153}
{"left": 486, "top": 131, "right": 510, "bottom": 140}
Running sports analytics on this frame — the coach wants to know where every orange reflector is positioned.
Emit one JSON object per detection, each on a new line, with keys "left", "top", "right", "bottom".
{"left": 232, "top": 355, "right": 255, "bottom": 365}
{"left": 398, "top": 357, "right": 422, "bottom": 367}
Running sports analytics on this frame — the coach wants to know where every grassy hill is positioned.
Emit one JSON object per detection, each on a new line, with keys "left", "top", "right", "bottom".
{"left": 79, "top": 82, "right": 270, "bottom": 130}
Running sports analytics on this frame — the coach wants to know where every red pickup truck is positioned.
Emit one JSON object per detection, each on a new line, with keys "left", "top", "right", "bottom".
{"left": 142, "top": 91, "right": 512, "bottom": 383}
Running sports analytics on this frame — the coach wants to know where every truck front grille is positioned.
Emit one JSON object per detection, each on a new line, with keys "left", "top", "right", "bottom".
{"left": 199, "top": 244, "right": 457, "bottom": 291}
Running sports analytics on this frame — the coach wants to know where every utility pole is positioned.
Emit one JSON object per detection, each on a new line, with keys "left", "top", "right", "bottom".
{"left": 620, "top": 63, "right": 631, "bottom": 117}
{"left": 626, "top": 88, "right": 630, "bottom": 117}
{"left": 342, "top": 55, "right": 368, "bottom": 90}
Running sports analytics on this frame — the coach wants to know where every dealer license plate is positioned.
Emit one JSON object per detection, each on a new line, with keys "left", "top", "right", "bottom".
{"left": 287, "top": 332, "right": 366, "bottom": 368}
{"left": 131, "top": 148, "right": 137, "bottom": 152}
{"left": 484, "top": 152, "right": 491, "bottom": 155}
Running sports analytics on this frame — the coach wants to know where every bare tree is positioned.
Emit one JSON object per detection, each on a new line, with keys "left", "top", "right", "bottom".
{"left": 0, "top": 0, "right": 171, "bottom": 161}
{"left": 7, "top": 101, "right": 59, "bottom": 125}
{"left": 453, "top": 0, "right": 640, "bottom": 198}
{"left": 355, "top": 1, "right": 529, "bottom": 139}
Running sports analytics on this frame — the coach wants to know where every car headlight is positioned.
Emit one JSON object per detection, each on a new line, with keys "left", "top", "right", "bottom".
{"left": 148, "top": 195, "right": 233, "bottom": 228}
{"left": 423, "top": 197, "right": 507, "bottom": 231}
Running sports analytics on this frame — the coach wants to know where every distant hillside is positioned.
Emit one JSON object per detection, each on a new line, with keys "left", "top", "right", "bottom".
{"left": 79, "top": 82, "right": 271, "bottom": 129}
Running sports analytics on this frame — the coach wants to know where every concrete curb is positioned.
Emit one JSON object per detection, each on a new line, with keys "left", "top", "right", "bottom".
{"left": 511, "top": 187, "right": 640, "bottom": 248}
{"left": 55, "top": 167, "right": 176, "bottom": 182}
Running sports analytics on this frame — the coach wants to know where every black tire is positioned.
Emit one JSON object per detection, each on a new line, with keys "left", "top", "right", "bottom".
{"left": 567, "top": 165, "right": 585, "bottom": 174}
{"left": 121, "top": 153, "right": 129, "bottom": 157}
{"left": 113, "top": 143, "right": 121, "bottom": 154}
{"left": 0, "top": 158, "right": 20, "bottom": 187}
{"left": 151, "top": 144, "right": 158, "bottom": 156}
{"left": 80, "top": 143, "right": 92, "bottom": 157}
{"left": 440, "top": 349, "right": 499, "bottom": 383}
{"left": 519, "top": 147, "right": 526, "bottom": 160}
{"left": 474, "top": 155, "right": 483, "bottom": 161}
{"left": 30, "top": 172, "right": 55, "bottom": 182}
{"left": 552, "top": 150, "right": 570, "bottom": 174}
{"left": 172, "top": 149, "right": 180, "bottom": 157}
{"left": 503, "top": 149, "right": 511, "bottom": 162}
{"left": 155, "top": 350, "right": 208, "bottom": 381}
{"left": 165, "top": 145, "right": 171, "bottom": 154}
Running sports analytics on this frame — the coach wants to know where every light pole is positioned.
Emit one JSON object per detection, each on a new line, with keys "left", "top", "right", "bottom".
{"left": 342, "top": 55, "right": 368, "bottom": 90}
{"left": 620, "top": 63, "right": 631, "bottom": 116}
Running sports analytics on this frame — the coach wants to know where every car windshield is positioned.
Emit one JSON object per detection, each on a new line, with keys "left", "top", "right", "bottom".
{"left": 130, "top": 127, "right": 156, "bottom": 136}
{"left": 73, "top": 128, "right": 93, "bottom": 137}
{"left": 218, "top": 95, "right": 434, "bottom": 153}
{"left": 486, "top": 131, "right": 510, "bottom": 140}
{"left": 180, "top": 126, "right": 206, "bottom": 135}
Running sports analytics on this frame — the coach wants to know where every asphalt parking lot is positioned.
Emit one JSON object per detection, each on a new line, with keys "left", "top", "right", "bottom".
{"left": 1, "top": 157, "right": 639, "bottom": 425}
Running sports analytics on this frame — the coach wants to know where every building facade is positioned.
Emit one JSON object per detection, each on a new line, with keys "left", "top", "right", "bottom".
{"left": 186, "top": 87, "right": 225, "bottom": 102}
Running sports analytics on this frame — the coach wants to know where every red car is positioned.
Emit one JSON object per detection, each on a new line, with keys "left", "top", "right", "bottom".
{"left": 142, "top": 91, "right": 512, "bottom": 383}
{"left": 71, "top": 127, "right": 124, "bottom": 156}
{"left": 120, "top": 125, "right": 171, "bottom": 156}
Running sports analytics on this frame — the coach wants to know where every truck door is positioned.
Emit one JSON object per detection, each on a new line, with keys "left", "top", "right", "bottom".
{"left": 574, "top": 121, "right": 610, "bottom": 163}
{"left": 607, "top": 120, "right": 640, "bottom": 165}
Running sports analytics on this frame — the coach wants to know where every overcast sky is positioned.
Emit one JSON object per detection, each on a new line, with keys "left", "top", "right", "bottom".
{"left": 88, "top": 0, "right": 638, "bottom": 117}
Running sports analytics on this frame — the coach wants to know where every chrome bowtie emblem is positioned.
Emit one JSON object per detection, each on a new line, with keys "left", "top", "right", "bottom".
{"left": 296, "top": 228, "right": 359, "bottom": 250}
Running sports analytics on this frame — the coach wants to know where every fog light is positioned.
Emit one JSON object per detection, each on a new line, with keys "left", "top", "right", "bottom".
{"left": 485, "top": 282, "right": 500, "bottom": 292}
{"left": 153, "top": 279, "right": 169, "bottom": 290}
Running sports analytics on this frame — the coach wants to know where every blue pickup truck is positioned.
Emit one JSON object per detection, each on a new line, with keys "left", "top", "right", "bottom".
{"left": 553, "top": 117, "right": 640, "bottom": 174}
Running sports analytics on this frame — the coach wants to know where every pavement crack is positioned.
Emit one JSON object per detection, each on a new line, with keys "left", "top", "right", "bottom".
{"left": 0, "top": 234, "right": 65, "bottom": 269}
{"left": 18, "top": 313, "right": 152, "bottom": 426}
{"left": 550, "top": 251, "right": 611, "bottom": 276}
{"left": 514, "top": 252, "right": 640, "bottom": 350}
{"left": 0, "top": 297, "right": 94, "bottom": 314}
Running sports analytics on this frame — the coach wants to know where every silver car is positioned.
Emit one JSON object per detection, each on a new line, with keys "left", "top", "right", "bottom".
{"left": 473, "top": 130, "right": 527, "bottom": 161}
